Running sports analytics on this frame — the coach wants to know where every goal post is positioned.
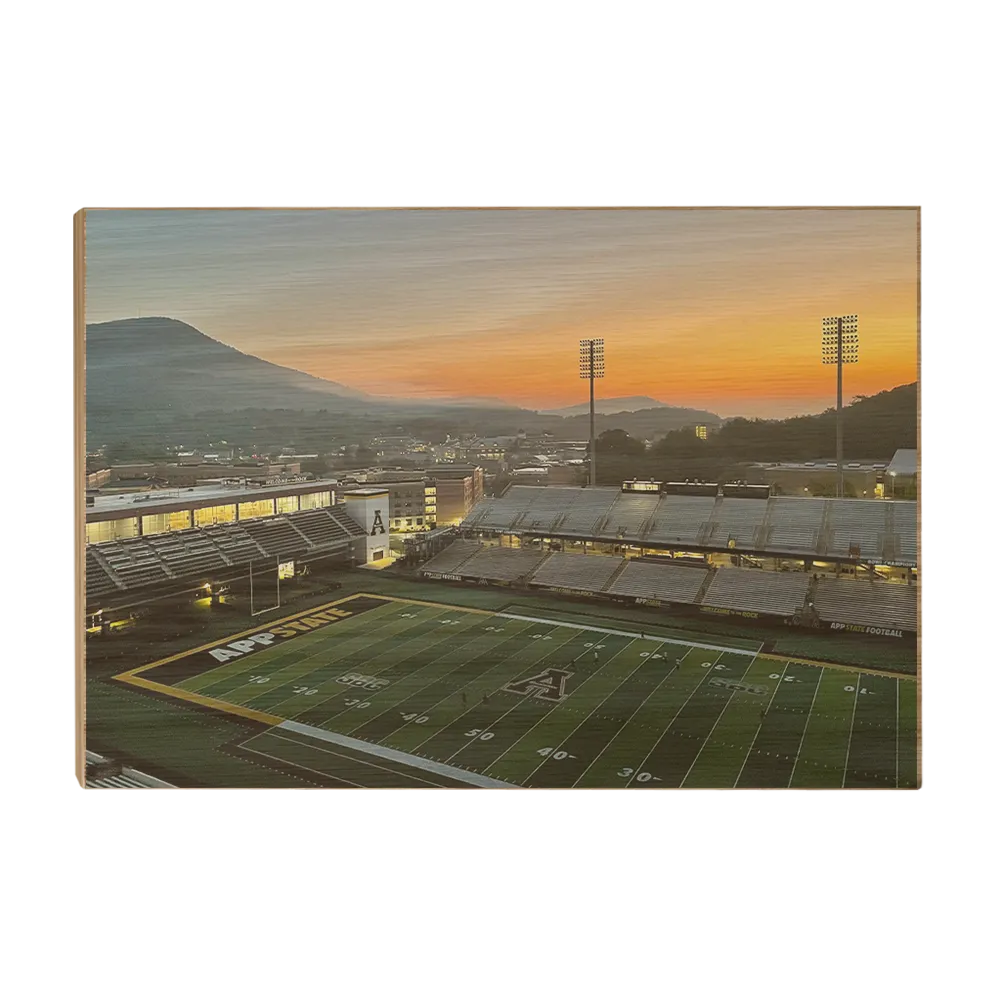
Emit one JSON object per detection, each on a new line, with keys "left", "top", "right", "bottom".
{"left": 249, "top": 556, "right": 281, "bottom": 617}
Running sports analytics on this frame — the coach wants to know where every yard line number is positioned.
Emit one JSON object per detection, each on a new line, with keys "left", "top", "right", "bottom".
{"left": 617, "top": 767, "right": 662, "bottom": 782}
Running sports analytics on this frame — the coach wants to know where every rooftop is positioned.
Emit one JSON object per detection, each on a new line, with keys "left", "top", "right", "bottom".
{"left": 887, "top": 448, "right": 918, "bottom": 477}
{"left": 87, "top": 478, "right": 340, "bottom": 520}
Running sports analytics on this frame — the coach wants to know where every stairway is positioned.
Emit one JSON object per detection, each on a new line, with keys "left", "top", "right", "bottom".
{"left": 602, "top": 558, "right": 631, "bottom": 593}
{"left": 693, "top": 567, "right": 717, "bottom": 606}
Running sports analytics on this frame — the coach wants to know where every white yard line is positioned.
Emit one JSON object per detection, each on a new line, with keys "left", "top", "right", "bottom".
{"left": 310, "top": 610, "right": 498, "bottom": 730}
{"left": 407, "top": 627, "right": 584, "bottom": 754}
{"left": 180, "top": 599, "right": 403, "bottom": 695}
{"left": 895, "top": 678, "right": 900, "bottom": 789}
{"left": 258, "top": 731, "right": 446, "bottom": 787}
{"left": 496, "top": 612, "right": 757, "bottom": 657}
{"left": 498, "top": 638, "right": 644, "bottom": 782}
{"left": 357, "top": 617, "right": 540, "bottom": 744}
{"left": 624, "top": 649, "right": 725, "bottom": 787}
{"left": 279, "top": 719, "right": 517, "bottom": 788}
{"left": 786, "top": 667, "right": 825, "bottom": 788}
{"left": 733, "top": 660, "right": 789, "bottom": 787}
{"left": 434, "top": 626, "right": 584, "bottom": 764}
{"left": 241, "top": 742, "right": 364, "bottom": 788}
{"left": 571, "top": 645, "right": 699, "bottom": 787}
{"left": 275, "top": 606, "right": 484, "bottom": 718}
{"left": 680, "top": 652, "right": 760, "bottom": 788}
{"left": 841, "top": 676, "right": 863, "bottom": 788}
{"left": 223, "top": 600, "right": 433, "bottom": 715}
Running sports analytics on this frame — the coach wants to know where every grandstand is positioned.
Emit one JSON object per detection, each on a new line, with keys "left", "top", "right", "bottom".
{"left": 763, "top": 497, "right": 825, "bottom": 554}
{"left": 599, "top": 490, "right": 660, "bottom": 537}
{"left": 454, "top": 545, "right": 548, "bottom": 583}
{"left": 84, "top": 751, "right": 174, "bottom": 789}
{"left": 530, "top": 552, "right": 625, "bottom": 592}
{"left": 606, "top": 560, "right": 709, "bottom": 605}
{"left": 701, "top": 568, "right": 810, "bottom": 616}
{"left": 702, "top": 497, "right": 768, "bottom": 549}
{"left": 825, "top": 499, "right": 888, "bottom": 561}
{"left": 420, "top": 538, "right": 484, "bottom": 575}
{"left": 97, "top": 539, "right": 173, "bottom": 590}
{"left": 417, "top": 536, "right": 916, "bottom": 633}
{"left": 643, "top": 494, "right": 718, "bottom": 546}
{"left": 85, "top": 548, "right": 122, "bottom": 604}
{"left": 813, "top": 577, "right": 918, "bottom": 632}
{"left": 144, "top": 529, "right": 228, "bottom": 578}
{"left": 894, "top": 503, "right": 918, "bottom": 564}
{"left": 85, "top": 505, "right": 367, "bottom": 610}
{"left": 200, "top": 522, "right": 266, "bottom": 563}
{"left": 462, "top": 486, "right": 917, "bottom": 566}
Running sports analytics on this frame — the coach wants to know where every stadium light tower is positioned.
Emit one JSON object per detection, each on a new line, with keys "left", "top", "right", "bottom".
{"left": 579, "top": 338, "right": 605, "bottom": 487}
{"left": 822, "top": 314, "right": 859, "bottom": 498}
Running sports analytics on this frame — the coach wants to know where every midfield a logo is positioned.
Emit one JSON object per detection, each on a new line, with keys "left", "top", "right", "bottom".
{"left": 370, "top": 510, "right": 386, "bottom": 535}
{"left": 504, "top": 667, "right": 573, "bottom": 703}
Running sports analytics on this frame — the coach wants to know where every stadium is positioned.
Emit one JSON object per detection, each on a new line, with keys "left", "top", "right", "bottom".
{"left": 82, "top": 470, "right": 919, "bottom": 790}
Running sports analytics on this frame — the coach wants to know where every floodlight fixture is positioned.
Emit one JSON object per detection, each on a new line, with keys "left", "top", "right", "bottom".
{"left": 579, "top": 339, "right": 607, "bottom": 487}
{"left": 821, "top": 315, "right": 861, "bottom": 498}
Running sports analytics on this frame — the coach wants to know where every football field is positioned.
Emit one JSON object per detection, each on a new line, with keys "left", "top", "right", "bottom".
{"left": 115, "top": 592, "right": 919, "bottom": 788}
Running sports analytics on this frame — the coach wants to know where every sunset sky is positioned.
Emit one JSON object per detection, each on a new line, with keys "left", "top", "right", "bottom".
{"left": 85, "top": 208, "right": 918, "bottom": 418}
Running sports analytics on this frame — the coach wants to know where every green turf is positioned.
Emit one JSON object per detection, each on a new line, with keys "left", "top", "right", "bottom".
{"left": 95, "top": 573, "right": 917, "bottom": 789}
{"left": 103, "top": 585, "right": 918, "bottom": 788}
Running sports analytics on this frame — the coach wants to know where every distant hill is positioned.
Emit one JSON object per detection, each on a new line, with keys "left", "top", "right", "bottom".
{"left": 542, "top": 395, "right": 675, "bottom": 416}
{"left": 85, "top": 318, "right": 532, "bottom": 443}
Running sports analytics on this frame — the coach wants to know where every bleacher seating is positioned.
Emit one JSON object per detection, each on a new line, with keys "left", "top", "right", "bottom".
{"left": 516, "top": 487, "right": 600, "bottom": 532}
{"left": 241, "top": 517, "right": 311, "bottom": 558}
{"left": 459, "top": 487, "right": 918, "bottom": 569}
{"left": 327, "top": 507, "right": 366, "bottom": 539}
{"left": 606, "top": 560, "right": 709, "bottom": 604}
{"left": 86, "top": 548, "right": 121, "bottom": 601}
{"left": 291, "top": 509, "right": 353, "bottom": 548}
{"left": 420, "top": 539, "right": 484, "bottom": 575}
{"left": 825, "top": 499, "right": 887, "bottom": 560}
{"left": 553, "top": 489, "right": 620, "bottom": 535}
{"left": 95, "top": 539, "right": 172, "bottom": 589}
{"left": 145, "top": 529, "right": 228, "bottom": 578}
{"left": 455, "top": 546, "right": 547, "bottom": 582}
{"left": 530, "top": 552, "right": 624, "bottom": 591}
{"left": 893, "top": 502, "right": 918, "bottom": 564}
{"left": 644, "top": 495, "right": 718, "bottom": 545}
{"left": 703, "top": 498, "right": 767, "bottom": 549}
{"left": 599, "top": 492, "right": 661, "bottom": 538}
{"left": 813, "top": 577, "right": 917, "bottom": 631}
{"left": 200, "top": 523, "right": 265, "bottom": 564}
{"left": 87, "top": 774, "right": 157, "bottom": 789}
{"left": 701, "top": 568, "right": 809, "bottom": 616}
{"left": 765, "top": 497, "right": 824, "bottom": 553}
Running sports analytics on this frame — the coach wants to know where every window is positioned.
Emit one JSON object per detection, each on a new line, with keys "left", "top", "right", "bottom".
{"left": 276, "top": 495, "right": 299, "bottom": 514}
{"left": 194, "top": 504, "right": 237, "bottom": 527}
{"left": 299, "top": 491, "right": 331, "bottom": 510}
{"left": 141, "top": 510, "right": 193, "bottom": 535}
{"left": 238, "top": 499, "right": 276, "bottom": 521}
{"left": 86, "top": 517, "right": 139, "bottom": 543}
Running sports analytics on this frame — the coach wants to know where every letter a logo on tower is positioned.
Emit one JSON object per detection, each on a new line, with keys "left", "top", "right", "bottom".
{"left": 370, "top": 509, "right": 386, "bottom": 535}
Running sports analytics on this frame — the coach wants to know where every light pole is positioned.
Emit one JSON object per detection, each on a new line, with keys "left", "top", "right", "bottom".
{"left": 579, "top": 338, "right": 605, "bottom": 487}
{"left": 822, "top": 314, "right": 859, "bottom": 498}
